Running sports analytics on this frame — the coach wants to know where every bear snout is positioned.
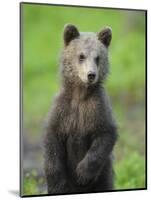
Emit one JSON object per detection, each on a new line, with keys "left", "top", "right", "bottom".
{"left": 87, "top": 71, "right": 96, "bottom": 82}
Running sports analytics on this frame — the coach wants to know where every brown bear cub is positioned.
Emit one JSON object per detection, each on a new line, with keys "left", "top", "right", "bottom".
{"left": 44, "top": 24, "right": 117, "bottom": 194}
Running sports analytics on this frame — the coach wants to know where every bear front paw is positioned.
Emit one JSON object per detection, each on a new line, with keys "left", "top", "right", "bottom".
{"left": 76, "top": 160, "right": 93, "bottom": 186}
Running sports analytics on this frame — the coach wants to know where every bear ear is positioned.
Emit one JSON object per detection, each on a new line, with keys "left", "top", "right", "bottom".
{"left": 97, "top": 27, "right": 112, "bottom": 47}
{"left": 63, "top": 24, "right": 80, "bottom": 46}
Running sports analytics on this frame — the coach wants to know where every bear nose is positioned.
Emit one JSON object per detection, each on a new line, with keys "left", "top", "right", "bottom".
{"left": 88, "top": 72, "right": 96, "bottom": 81}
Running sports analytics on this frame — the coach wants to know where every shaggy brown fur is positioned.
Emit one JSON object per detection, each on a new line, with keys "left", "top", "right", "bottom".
{"left": 44, "top": 24, "right": 117, "bottom": 194}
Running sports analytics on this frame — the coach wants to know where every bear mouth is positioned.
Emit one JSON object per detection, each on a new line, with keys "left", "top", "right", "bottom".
{"left": 87, "top": 78, "right": 97, "bottom": 85}
{"left": 88, "top": 79, "right": 96, "bottom": 84}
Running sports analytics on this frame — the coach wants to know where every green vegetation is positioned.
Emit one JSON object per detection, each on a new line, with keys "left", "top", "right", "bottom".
{"left": 22, "top": 3, "right": 146, "bottom": 195}
{"left": 23, "top": 171, "right": 38, "bottom": 195}
{"left": 115, "top": 152, "right": 145, "bottom": 189}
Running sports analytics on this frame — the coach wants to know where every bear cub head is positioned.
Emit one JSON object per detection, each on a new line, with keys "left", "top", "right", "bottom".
{"left": 61, "top": 24, "right": 112, "bottom": 87}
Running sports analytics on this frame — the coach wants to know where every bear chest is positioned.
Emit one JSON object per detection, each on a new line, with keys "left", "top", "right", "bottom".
{"left": 61, "top": 98, "right": 100, "bottom": 135}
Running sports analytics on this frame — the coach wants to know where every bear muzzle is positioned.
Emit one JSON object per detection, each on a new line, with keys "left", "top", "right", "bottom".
{"left": 87, "top": 71, "right": 96, "bottom": 82}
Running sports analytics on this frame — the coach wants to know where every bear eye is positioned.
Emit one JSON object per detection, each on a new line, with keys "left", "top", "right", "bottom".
{"left": 95, "top": 56, "right": 100, "bottom": 65}
{"left": 79, "top": 54, "right": 86, "bottom": 62}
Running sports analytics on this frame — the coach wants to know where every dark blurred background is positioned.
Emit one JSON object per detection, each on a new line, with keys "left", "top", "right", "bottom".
{"left": 22, "top": 3, "right": 146, "bottom": 195}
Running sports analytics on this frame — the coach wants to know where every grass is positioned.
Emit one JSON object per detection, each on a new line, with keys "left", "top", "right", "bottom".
{"left": 22, "top": 3, "right": 146, "bottom": 195}
{"left": 23, "top": 172, "right": 38, "bottom": 195}
{"left": 115, "top": 152, "right": 145, "bottom": 189}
